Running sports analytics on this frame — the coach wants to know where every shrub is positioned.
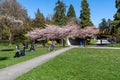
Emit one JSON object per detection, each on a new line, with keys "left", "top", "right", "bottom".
{"left": 47, "top": 40, "right": 52, "bottom": 45}
{"left": 115, "top": 28, "right": 120, "bottom": 42}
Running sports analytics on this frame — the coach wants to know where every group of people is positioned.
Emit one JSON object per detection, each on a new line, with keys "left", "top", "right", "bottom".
{"left": 14, "top": 41, "right": 55, "bottom": 58}
{"left": 14, "top": 42, "right": 35, "bottom": 58}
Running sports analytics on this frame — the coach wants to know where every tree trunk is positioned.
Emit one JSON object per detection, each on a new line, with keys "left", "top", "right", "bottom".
{"left": 100, "top": 39, "right": 102, "bottom": 44}
{"left": 42, "top": 40, "right": 46, "bottom": 47}
{"left": 0, "top": 28, "right": 2, "bottom": 40}
{"left": 9, "top": 32, "right": 13, "bottom": 45}
{"left": 62, "top": 39, "right": 65, "bottom": 47}
{"left": 83, "top": 38, "right": 86, "bottom": 47}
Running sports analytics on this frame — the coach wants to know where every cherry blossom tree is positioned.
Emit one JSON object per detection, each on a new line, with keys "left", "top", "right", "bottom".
{"left": 0, "top": 0, "right": 27, "bottom": 45}
{"left": 26, "top": 24, "right": 71, "bottom": 46}
{"left": 0, "top": 16, "right": 23, "bottom": 44}
{"left": 26, "top": 24, "right": 99, "bottom": 46}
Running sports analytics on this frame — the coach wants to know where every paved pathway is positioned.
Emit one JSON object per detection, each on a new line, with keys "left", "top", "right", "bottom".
{"left": 0, "top": 46, "right": 76, "bottom": 80}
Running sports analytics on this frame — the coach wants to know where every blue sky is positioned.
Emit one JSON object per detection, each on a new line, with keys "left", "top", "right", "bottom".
{"left": 17, "top": 0, "right": 116, "bottom": 27}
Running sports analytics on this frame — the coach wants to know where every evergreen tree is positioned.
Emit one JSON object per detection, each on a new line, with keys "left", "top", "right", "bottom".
{"left": 53, "top": 0, "right": 66, "bottom": 26}
{"left": 115, "top": 28, "right": 120, "bottom": 42}
{"left": 114, "top": 0, "right": 120, "bottom": 22}
{"left": 34, "top": 8, "right": 45, "bottom": 28}
{"left": 99, "top": 18, "right": 110, "bottom": 34}
{"left": 79, "top": 0, "right": 93, "bottom": 28}
{"left": 107, "top": 19, "right": 111, "bottom": 27}
{"left": 110, "top": 0, "right": 120, "bottom": 35}
{"left": 99, "top": 18, "right": 107, "bottom": 28}
{"left": 45, "top": 14, "right": 53, "bottom": 24}
{"left": 109, "top": 0, "right": 120, "bottom": 42}
{"left": 115, "top": 0, "right": 120, "bottom": 10}
{"left": 67, "top": 4, "right": 76, "bottom": 18}
{"left": 114, "top": 0, "right": 120, "bottom": 21}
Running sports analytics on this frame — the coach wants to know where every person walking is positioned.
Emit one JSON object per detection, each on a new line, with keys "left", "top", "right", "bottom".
{"left": 51, "top": 41, "right": 55, "bottom": 50}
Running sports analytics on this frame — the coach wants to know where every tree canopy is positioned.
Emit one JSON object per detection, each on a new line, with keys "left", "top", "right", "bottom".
{"left": 0, "top": 0, "right": 27, "bottom": 44}
{"left": 26, "top": 24, "right": 98, "bottom": 41}
{"left": 99, "top": 18, "right": 111, "bottom": 35}
{"left": 0, "top": 0, "right": 27, "bottom": 20}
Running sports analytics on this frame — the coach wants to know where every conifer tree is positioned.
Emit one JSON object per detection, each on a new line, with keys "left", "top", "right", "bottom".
{"left": 79, "top": 0, "right": 93, "bottom": 28}
{"left": 110, "top": 0, "right": 120, "bottom": 35}
{"left": 99, "top": 18, "right": 111, "bottom": 35}
{"left": 67, "top": 4, "right": 76, "bottom": 18}
{"left": 53, "top": 0, "right": 66, "bottom": 26}
{"left": 34, "top": 8, "right": 45, "bottom": 28}
{"left": 114, "top": 0, "right": 120, "bottom": 21}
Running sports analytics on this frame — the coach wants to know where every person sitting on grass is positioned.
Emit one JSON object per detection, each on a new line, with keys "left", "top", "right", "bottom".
{"left": 20, "top": 47, "right": 25, "bottom": 56}
{"left": 16, "top": 44, "right": 20, "bottom": 52}
{"left": 25, "top": 42, "right": 28, "bottom": 49}
{"left": 14, "top": 51, "right": 20, "bottom": 58}
{"left": 14, "top": 45, "right": 20, "bottom": 58}
{"left": 28, "top": 44, "right": 35, "bottom": 52}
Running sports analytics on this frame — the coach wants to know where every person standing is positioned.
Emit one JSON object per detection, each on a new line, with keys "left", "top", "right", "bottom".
{"left": 51, "top": 41, "right": 55, "bottom": 50}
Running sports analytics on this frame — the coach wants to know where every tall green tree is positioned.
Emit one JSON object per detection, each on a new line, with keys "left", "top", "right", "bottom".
{"left": 67, "top": 4, "right": 76, "bottom": 18}
{"left": 111, "top": 0, "right": 120, "bottom": 42}
{"left": 99, "top": 18, "right": 107, "bottom": 28}
{"left": 33, "top": 8, "right": 45, "bottom": 28}
{"left": 45, "top": 14, "right": 53, "bottom": 24}
{"left": 53, "top": 0, "right": 67, "bottom": 26}
{"left": 113, "top": 0, "right": 120, "bottom": 27}
{"left": 79, "top": 0, "right": 93, "bottom": 28}
{"left": 109, "top": 0, "right": 120, "bottom": 35}
{"left": 99, "top": 18, "right": 111, "bottom": 35}
{"left": 115, "top": 0, "right": 120, "bottom": 11}
{"left": 0, "top": 0, "right": 27, "bottom": 45}
{"left": 115, "top": 27, "right": 120, "bottom": 42}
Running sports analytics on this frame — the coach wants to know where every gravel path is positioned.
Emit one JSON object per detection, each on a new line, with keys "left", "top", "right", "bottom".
{"left": 0, "top": 46, "right": 76, "bottom": 80}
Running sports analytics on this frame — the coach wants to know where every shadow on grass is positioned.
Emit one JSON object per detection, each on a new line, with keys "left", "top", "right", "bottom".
{"left": 0, "top": 49, "right": 14, "bottom": 51}
{"left": 96, "top": 44, "right": 107, "bottom": 47}
{"left": 0, "top": 57, "right": 9, "bottom": 61}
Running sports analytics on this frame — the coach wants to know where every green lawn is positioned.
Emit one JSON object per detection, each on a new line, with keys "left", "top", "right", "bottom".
{"left": 16, "top": 48, "right": 120, "bottom": 80}
{"left": 0, "top": 44, "right": 62, "bottom": 69}
{"left": 106, "top": 43, "right": 120, "bottom": 47}
{"left": 90, "top": 38, "right": 97, "bottom": 44}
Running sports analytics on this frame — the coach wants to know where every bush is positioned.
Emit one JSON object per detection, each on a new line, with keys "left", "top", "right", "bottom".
{"left": 115, "top": 28, "right": 120, "bottom": 42}
{"left": 47, "top": 40, "right": 57, "bottom": 45}
{"left": 0, "top": 40, "right": 9, "bottom": 45}
{"left": 47, "top": 40, "right": 52, "bottom": 45}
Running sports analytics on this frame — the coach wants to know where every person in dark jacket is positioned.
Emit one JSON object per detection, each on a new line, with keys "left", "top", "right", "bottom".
{"left": 20, "top": 47, "right": 25, "bottom": 56}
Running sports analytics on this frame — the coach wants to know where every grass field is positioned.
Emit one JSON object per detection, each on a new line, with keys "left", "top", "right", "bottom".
{"left": 0, "top": 44, "right": 62, "bottom": 69}
{"left": 16, "top": 48, "right": 120, "bottom": 80}
{"left": 106, "top": 43, "right": 120, "bottom": 47}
